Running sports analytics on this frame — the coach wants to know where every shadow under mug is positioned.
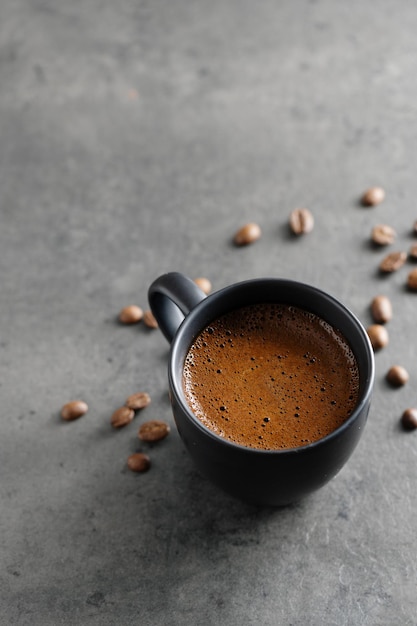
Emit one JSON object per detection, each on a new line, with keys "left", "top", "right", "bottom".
{"left": 148, "top": 272, "right": 374, "bottom": 506}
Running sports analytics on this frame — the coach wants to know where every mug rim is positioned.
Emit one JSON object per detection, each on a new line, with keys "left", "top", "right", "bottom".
{"left": 168, "top": 277, "right": 375, "bottom": 455}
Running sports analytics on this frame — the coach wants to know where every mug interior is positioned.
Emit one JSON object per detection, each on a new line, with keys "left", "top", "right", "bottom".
{"left": 169, "top": 278, "right": 374, "bottom": 452}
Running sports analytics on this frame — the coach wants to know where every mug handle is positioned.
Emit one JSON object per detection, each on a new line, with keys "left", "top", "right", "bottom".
{"left": 148, "top": 272, "right": 207, "bottom": 343}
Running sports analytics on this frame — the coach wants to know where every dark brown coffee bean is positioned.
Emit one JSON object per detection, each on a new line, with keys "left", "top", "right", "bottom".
{"left": 407, "top": 268, "right": 417, "bottom": 291}
{"left": 125, "top": 392, "right": 151, "bottom": 411}
{"left": 233, "top": 222, "right": 262, "bottom": 246}
{"left": 366, "top": 324, "right": 389, "bottom": 351}
{"left": 111, "top": 406, "right": 135, "bottom": 428}
{"left": 371, "top": 224, "right": 396, "bottom": 246}
{"left": 289, "top": 208, "right": 314, "bottom": 235}
{"left": 409, "top": 243, "right": 417, "bottom": 260}
{"left": 127, "top": 452, "right": 151, "bottom": 472}
{"left": 61, "top": 400, "right": 88, "bottom": 421}
{"left": 138, "top": 420, "right": 170, "bottom": 442}
{"left": 143, "top": 310, "right": 158, "bottom": 328}
{"left": 413, "top": 220, "right": 417, "bottom": 235}
{"left": 386, "top": 365, "right": 409, "bottom": 387}
{"left": 119, "top": 305, "right": 143, "bottom": 324}
{"left": 379, "top": 251, "right": 407, "bottom": 273}
{"left": 361, "top": 187, "right": 385, "bottom": 206}
{"left": 401, "top": 408, "right": 417, "bottom": 430}
{"left": 370, "top": 295, "right": 392, "bottom": 323}
{"left": 194, "top": 277, "right": 212, "bottom": 294}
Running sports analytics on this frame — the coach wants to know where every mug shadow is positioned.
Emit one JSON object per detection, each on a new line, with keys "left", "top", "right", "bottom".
{"left": 40, "top": 428, "right": 314, "bottom": 621}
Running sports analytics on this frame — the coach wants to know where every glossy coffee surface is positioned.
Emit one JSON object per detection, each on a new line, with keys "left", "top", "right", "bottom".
{"left": 183, "top": 303, "right": 360, "bottom": 450}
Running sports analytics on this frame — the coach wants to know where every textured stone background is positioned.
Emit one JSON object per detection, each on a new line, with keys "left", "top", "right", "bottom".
{"left": 2, "top": 1, "right": 417, "bottom": 624}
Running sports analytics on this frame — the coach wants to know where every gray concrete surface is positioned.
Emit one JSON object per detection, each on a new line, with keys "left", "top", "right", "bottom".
{"left": 2, "top": 1, "right": 417, "bottom": 624}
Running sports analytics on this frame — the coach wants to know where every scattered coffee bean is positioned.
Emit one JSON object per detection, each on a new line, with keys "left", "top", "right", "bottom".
{"left": 138, "top": 420, "right": 170, "bottom": 442}
{"left": 111, "top": 406, "right": 135, "bottom": 428}
{"left": 194, "top": 277, "right": 212, "bottom": 294}
{"left": 127, "top": 452, "right": 151, "bottom": 472}
{"left": 61, "top": 400, "right": 88, "bottom": 421}
{"left": 143, "top": 310, "right": 158, "bottom": 328}
{"left": 289, "top": 208, "right": 314, "bottom": 235}
{"left": 386, "top": 365, "right": 409, "bottom": 387}
{"left": 371, "top": 224, "right": 396, "bottom": 246}
{"left": 370, "top": 295, "right": 392, "bottom": 324}
{"left": 366, "top": 324, "right": 389, "bottom": 351}
{"left": 361, "top": 186, "right": 385, "bottom": 206}
{"left": 407, "top": 268, "right": 417, "bottom": 291}
{"left": 379, "top": 251, "right": 407, "bottom": 273}
{"left": 125, "top": 392, "right": 151, "bottom": 411}
{"left": 401, "top": 408, "right": 417, "bottom": 430}
{"left": 119, "top": 305, "right": 143, "bottom": 324}
{"left": 233, "top": 222, "right": 262, "bottom": 246}
{"left": 409, "top": 243, "right": 417, "bottom": 260}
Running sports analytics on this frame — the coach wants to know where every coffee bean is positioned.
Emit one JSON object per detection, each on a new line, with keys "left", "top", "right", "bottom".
{"left": 407, "top": 268, "right": 417, "bottom": 291}
{"left": 409, "top": 243, "right": 417, "bottom": 260}
{"left": 127, "top": 452, "right": 151, "bottom": 472}
{"left": 138, "top": 420, "right": 170, "bottom": 442}
{"left": 289, "top": 208, "right": 314, "bottom": 235}
{"left": 379, "top": 251, "right": 407, "bottom": 273}
{"left": 413, "top": 220, "right": 417, "bottom": 235}
{"left": 119, "top": 305, "right": 143, "bottom": 324}
{"left": 361, "top": 186, "right": 385, "bottom": 206}
{"left": 371, "top": 224, "right": 396, "bottom": 246}
{"left": 125, "top": 392, "right": 151, "bottom": 410}
{"left": 143, "top": 310, "right": 158, "bottom": 328}
{"left": 366, "top": 324, "right": 389, "bottom": 350}
{"left": 194, "top": 277, "right": 212, "bottom": 294}
{"left": 386, "top": 365, "right": 409, "bottom": 387}
{"left": 370, "top": 295, "right": 392, "bottom": 323}
{"left": 111, "top": 406, "right": 135, "bottom": 428}
{"left": 401, "top": 408, "right": 417, "bottom": 430}
{"left": 233, "top": 222, "right": 262, "bottom": 246}
{"left": 61, "top": 400, "right": 88, "bottom": 421}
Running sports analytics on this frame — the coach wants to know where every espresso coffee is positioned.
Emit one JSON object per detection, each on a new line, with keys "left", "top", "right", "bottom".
{"left": 183, "top": 303, "right": 360, "bottom": 450}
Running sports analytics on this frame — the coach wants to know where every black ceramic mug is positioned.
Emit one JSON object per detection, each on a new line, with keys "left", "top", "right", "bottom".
{"left": 148, "top": 272, "right": 374, "bottom": 506}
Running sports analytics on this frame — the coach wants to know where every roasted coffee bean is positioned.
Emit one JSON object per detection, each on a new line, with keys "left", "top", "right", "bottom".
{"left": 407, "top": 268, "right": 417, "bottom": 291}
{"left": 366, "top": 324, "right": 389, "bottom": 351}
{"left": 61, "top": 400, "right": 88, "bottom": 421}
{"left": 386, "top": 365, "right": 409, "bottom": 387}
{"left": 379, "top": 251, "right": 407, "bottom": 273}
{"left": 233, "top": 222, "right": 262, "bottom": 246}
{"left": 119, "top": 305, "right": 143, "bottom": 324}
{"left": 138, "top": 420, "right": 170, "bottom": 442}
{"left": 371, "top": 224, "right": 396, "bottom": 246}
{"left": 143, "top": 310, "right": 158, "bottom": 328}
{"left": 409, "top": 243, "right": 417, "bottom": 260}
{"left": 413, "top": 220, "right": 417, "bottom": 235}
{"left": 125, "top": 392, "right": 151, "bottom": 411}
{"left": 127, "top": 452, "right": 151, "bottom": 472}
{"left": 194, "top": 277, "right": 212, "bottom": 294}
{"left": 361, "top": 186, "right": 385, "bottom": 206}
{"left": 370, "top": 295, "right": 392, "bottom": 323}
{"left": 401, "top": 408, "right": 417, "bottom": 430}
{"left": 289, "top": 208, "right": 314, "bottom": 235}
{"left": 111, "top": 406, "right": 135, "bottom": 428}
